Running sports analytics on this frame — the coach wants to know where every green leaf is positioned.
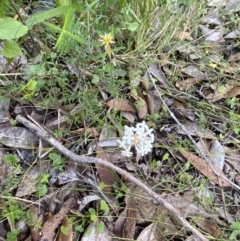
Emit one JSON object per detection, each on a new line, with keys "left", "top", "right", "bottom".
{"left": 60, "top": 225, "right": 69, "bottom": 235}
{"left": 98, "top": 221, "right": 105, "bottom": 233}
{"left": 217, "top": 85, "right": 226, "bottom": 93}
{"left": 162, "top": 152, "right": 169, "bottom": 161}
{"left": 75, "top": 225, "right": 84, "bottom": 232}
{"left": 91, "top": 74, "right": 99, "bottom": 84}
{"left": 39, "top": 173, "right": 50, "bottom": 183}
{"left": 4, "top": 154, "right": 18, "bottom": 165}
{"left": 24, "top": 64, "right": 45, "bottom": 76}
{"left": 6, "top": 229, "right": 20, "bottom": 241}
{"left": 25, "top": 5, "right": 74, "bottom": 28}
{"left": 0, "top": 17, "right": 28, "bottom": 40}
{"left": 1, "top": 40, "right": 22, "bottom": 58}
{"left": 88, "top": 208, "right": 97, "bottom": 222}
{"left": 231, "top": 222, "right": 240, "bottom": 230}
{"left": 36, "top": 183, "right": 48, "bottom": 197}
{"left": 100, "top": 200, "right": 109, "bottom": 213}
{"left": 26, "top": 79, "right": 37, "bottom": 91}
{"left": 49, "top": 152, "right": 65, "bottom": 170}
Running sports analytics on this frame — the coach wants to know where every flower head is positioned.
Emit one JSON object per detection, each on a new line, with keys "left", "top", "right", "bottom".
{"left": 118, "top": 121, "right": 154, "bottom": 157}
{"left": 99, "top": 33, "right": 115, "bottom": 46}
{"left": 99, "top": 33, "right": 115, "bottom": 59}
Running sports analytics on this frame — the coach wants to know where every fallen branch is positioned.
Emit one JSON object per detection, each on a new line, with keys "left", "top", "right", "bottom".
{"left": 16, "top": 114, "right": 208, "bottom": 241}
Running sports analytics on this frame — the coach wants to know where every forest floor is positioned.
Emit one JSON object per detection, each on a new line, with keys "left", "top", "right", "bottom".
{"left": 0, "top": 0, "right": 240, "bottom": 240}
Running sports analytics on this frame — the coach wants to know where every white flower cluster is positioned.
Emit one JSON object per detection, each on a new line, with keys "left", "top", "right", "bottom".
{"left": 118, "top": 121, "right": 154, "bottom": 157}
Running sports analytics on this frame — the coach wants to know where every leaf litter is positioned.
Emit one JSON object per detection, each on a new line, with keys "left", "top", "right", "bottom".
{"left": 1, "top": 1, "right": 240, "bottom": 241}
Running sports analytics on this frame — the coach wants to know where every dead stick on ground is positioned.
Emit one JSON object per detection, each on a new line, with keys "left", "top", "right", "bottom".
{"left": 16, "top": 114, "right": 208, "bottom": 241}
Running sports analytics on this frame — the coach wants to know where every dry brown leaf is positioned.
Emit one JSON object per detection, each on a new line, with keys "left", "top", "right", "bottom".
{"left": 180, "top": 149, "right": 229, "bottom": 187}
{"left": 199, "top": 25, "right": 225, "bottom": 42}
{"left": 122, "top": 196, "right": 137, "bottom": 239}
{"left": 28, "top": 205, "right": 43, "bottom": 241}
{"left": 175, "top": 78, "right": 200, "bottom": 90}
{"left": 70, "top": 127, "right": 99, "bottom": 137}
{"left": 201, "top": 11, "right": 223, "bottom": 26}
{"left": 193, "top": 217, "right": 222, "bottom": 238}
{"left": 173, "top": 100, "right": 187, "bottom": 116}
{"left": 16, "top": 161, "right": 50, "bottom": 197}
{"left": 224, "top": 64, "right": 240, "bottom": 73}
{"left": 182, "top": 65, "right": 205, "bottom": 79}
{"left": 146, "top": 92, "right": 162, "bottom": 115}
{"left": 137, "top": 223, "right": 159, "bottom": 241}
{"left": 227, "top": 86, "right": 240, "bottom": 98}
{"left": 96, "top": 145, "right": 115, "bottom": 194}
{"left": 133, "top": 95, "right": 148, "bottom": 119}
{"left": 56, "top": 216, "right": 73, "bottom": 241}
{"left": 173, "top": 123, "right": 217, "bottom": 139}
{"left": 155, "top": 207, "right": 180, "bottom": 239}
{"left": 228, "top": 52, "right": 240, "bottom": 62}
{"left": 225, "top": 29, "right": 240, "bottom": 39}
{"left": 81, "top": 222, "right": 114, "bottom": 241}
{"left": 148, "top": 63, "right": 169, "bottom": 87}
{"left": 106, "top": 98, "right": 136, "bottom": 112}
{"left": 176, "top": 31, "right": 193, "bottom": 40}
{"left": 206, "top": 84, "right": 234, "bottom": 102}
{"left": 41, "top": 197, "right": 75, "bottom": 241}
{"left": 122, "top": 112, "right": 136, "bottom": 123}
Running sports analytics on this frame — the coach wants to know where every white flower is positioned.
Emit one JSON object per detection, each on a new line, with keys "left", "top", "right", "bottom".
{"left": 118, "top": 121, "right": 154, "bottom": 157}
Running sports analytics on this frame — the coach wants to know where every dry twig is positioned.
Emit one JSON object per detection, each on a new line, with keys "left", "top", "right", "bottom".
{"left": 16, "top": 114, "right": 208, "bottom": 241}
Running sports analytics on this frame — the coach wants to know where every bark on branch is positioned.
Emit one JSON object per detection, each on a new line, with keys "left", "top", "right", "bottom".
{"left": 16, "top": 114, "right": 208, "bottom": 241}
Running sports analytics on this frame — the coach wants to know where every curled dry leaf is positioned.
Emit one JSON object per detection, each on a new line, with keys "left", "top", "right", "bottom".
{"left": 106, "top": 98, "right": 136, "bottom": 112}
{"left": 0, "top": 148, "right": 12, "bottom": 186}
{"left": 70, "top": 127, "right": 99, "bottom": 137}
{"left": 28, "top": 205, "right": 44, "bottom": 241}
{"left": 0, "top": 126, "right": 39, "bottom": 148}
{"left": 207, "top": 0, "right": 227, "bottom": 7}
{"left": 81, "top": 222, "right": 114, "bottom": 241}
{"left": 146, "top": 92, "right": 162, "bottom": 115}
{"left": 176, "top": 31, "right": 193, "bottom": 40}
{"left": 148, "top": 63, "right": 169, "bottom": 87}
{"left": 175, "top": 78, "right": 200, "bottom": 91}
{"left": 41, "top": 197, "right": 75, "bottom": 241}
{"left": 137, "top": 223, "right": 158, "bottom": 241}
{"left": 193, "top": 218, "right": 222, "bottom": 238}
{"left": 206, "top": 84, "right": 237, "bottom": 102}
{"left": 95, "top": 145, "right": 115, "bottom": 197}
{"left": 182, "top": 65, "right": 205, "bottom": 79}
{"left": 173, "top": 123, "right": 217, "bottom": 139}
{"left": 201, "top": 11, "right": 224, "bottom": 26}
{"left": 176, "top": 44, "right": 202, "bottom": 60}
{"left": 225, "top": 0, "right": 240, "bottom": 11}
{"left": 228, "top": 52, "right": 240, "bottom": 62}
{"left": 225, "top": 29, "right": 240, "bottom": 39}
{"left": 180, "top": 149, "right": 229, "bottom": 187}
{"left": 133, "top": 95, "right": 148, "bottom": 119}
{"left": 209, "top": 140, "right": 225, "bottom": 171}
{"left": 199, "top": 24, "right": 224, "bottom": 42}
{"left": 16, "top": 161, "right": 50, "bottom": 197}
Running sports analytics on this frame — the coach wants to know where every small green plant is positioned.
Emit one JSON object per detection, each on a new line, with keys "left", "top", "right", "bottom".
{"left": 49, "top": 152, "right": 66, "bottom": 170}
{"left": 1, "top": 198, "right": 26, "bottom": 226}
{"left": 0, "top": 17, "right": 28, "bottom": 58}
{"left": 229, "top": 222, "right": 240, "bottom": 240}
{"left": 6, "top": 229, "right": 20, "bottom": 241}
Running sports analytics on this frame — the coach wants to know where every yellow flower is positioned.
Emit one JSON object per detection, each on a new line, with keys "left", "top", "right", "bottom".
{"left": 208, "top": 63, "right": 217, "bottom": 69}
{"left": 99, "top": 33, "right": 115, "bottom": 46}
{"left": 99, "top": 33, "right": 115, "bottom": 58}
